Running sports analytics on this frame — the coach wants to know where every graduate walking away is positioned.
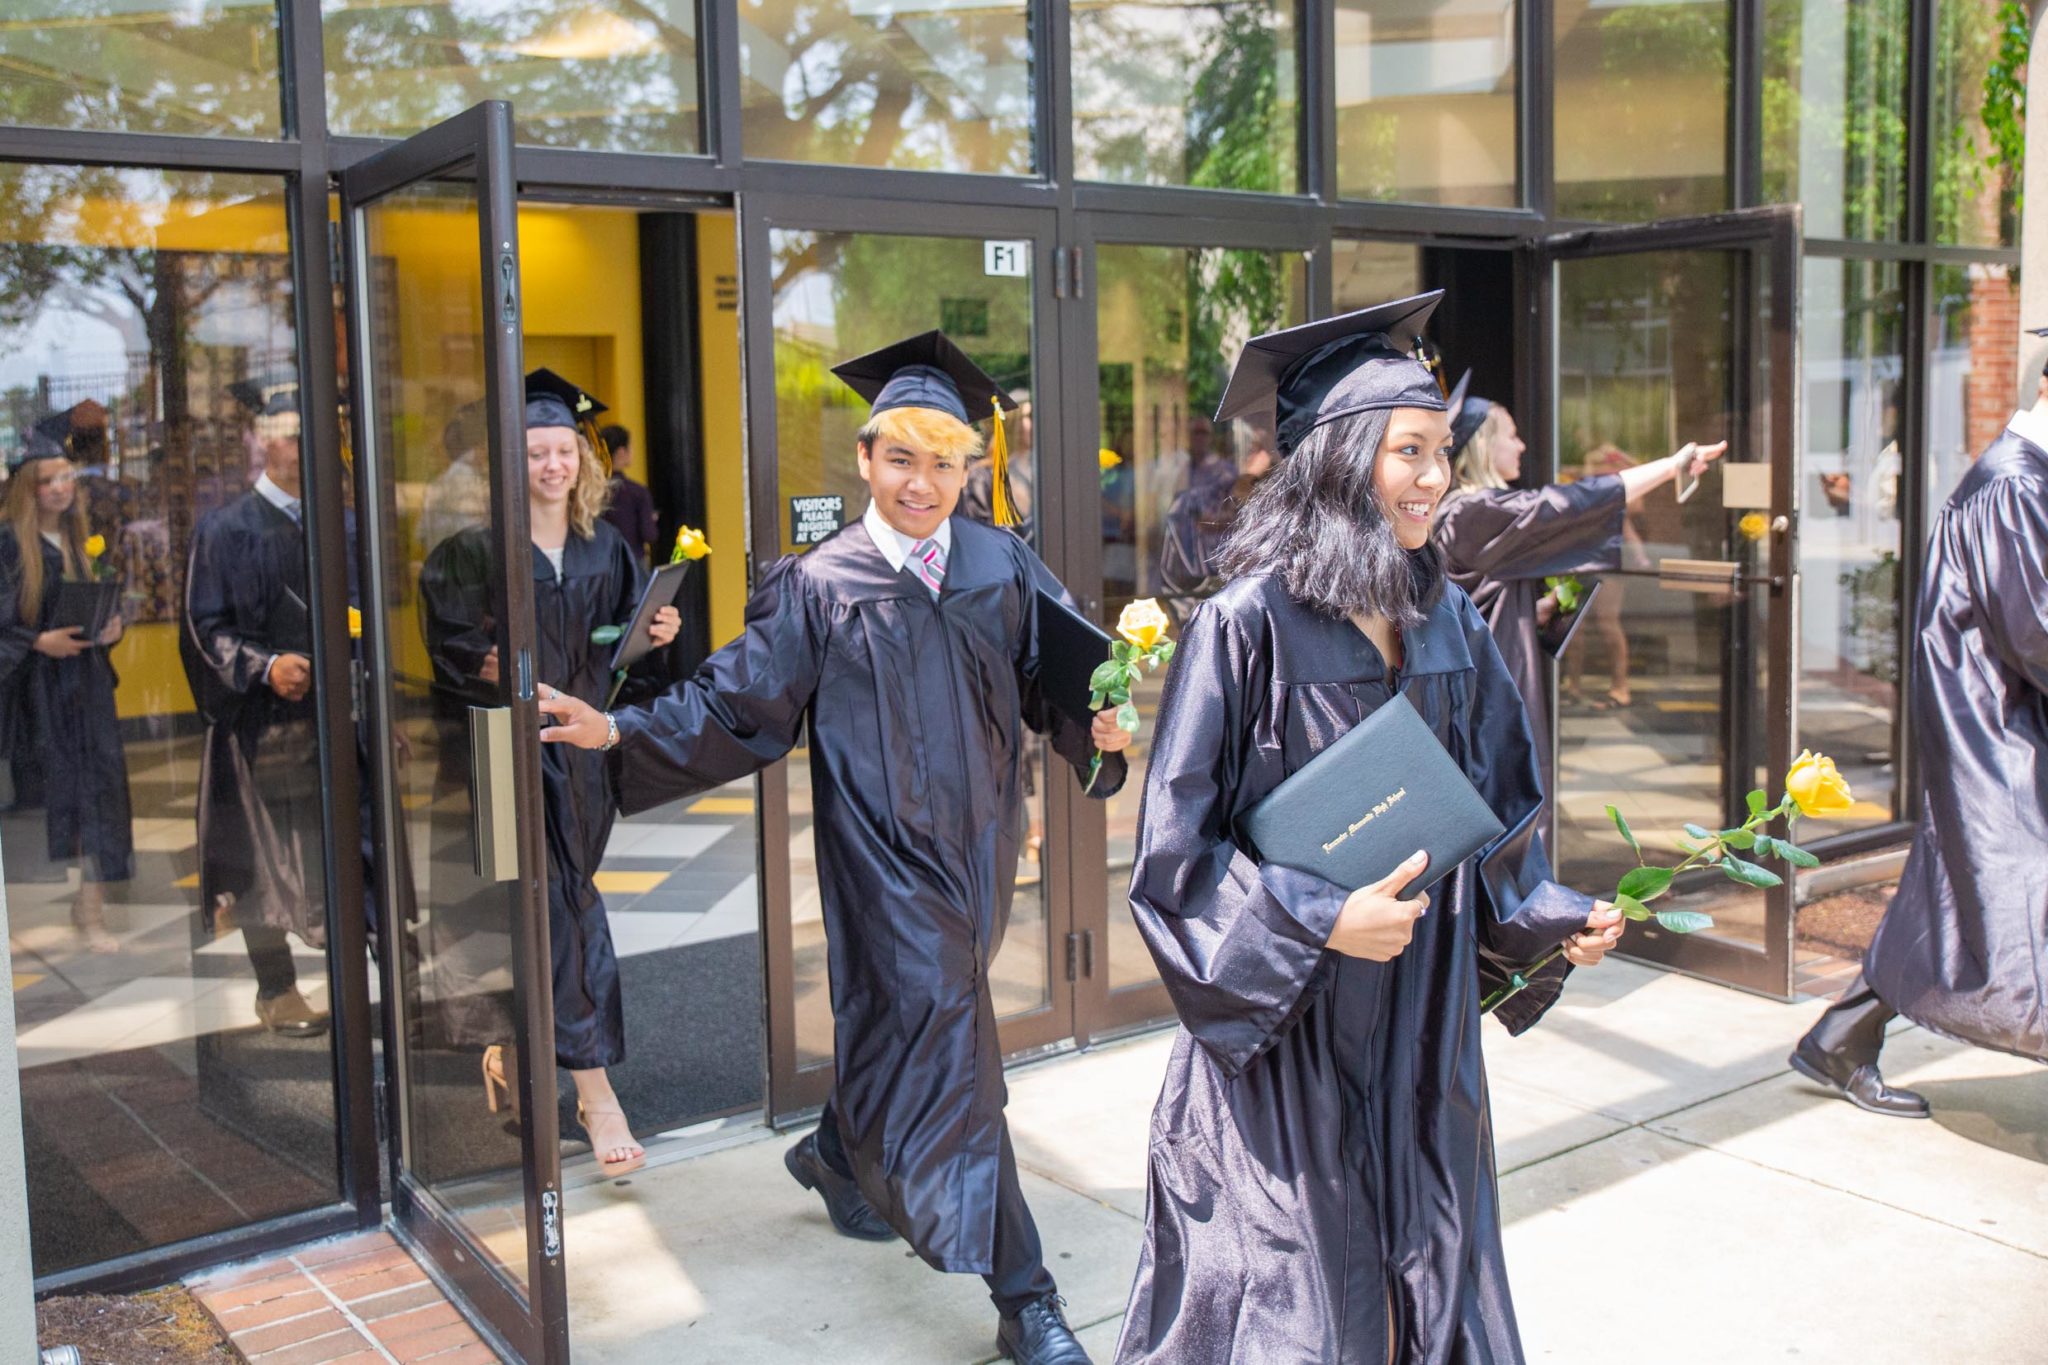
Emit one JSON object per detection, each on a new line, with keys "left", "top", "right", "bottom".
{"left": 538, "top": 332, "right": 1130, "bottom": 1365}
{"left": 420, "top": 369, "right": 679, "bottom": 1174}
{"left": 1115, "top": 295, "right": 1623, "bottom": 1365}
{"left": 1791, "top": 340, "right": 2048, "bottom": 1116}
{"left": 1434, "top": 379, "right": 1724, "bottom": 767}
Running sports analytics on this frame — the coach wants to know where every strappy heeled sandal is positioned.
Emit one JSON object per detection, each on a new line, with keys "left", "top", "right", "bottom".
{"left": 576, "top": 1098, "right": 646, "bottom": 1178}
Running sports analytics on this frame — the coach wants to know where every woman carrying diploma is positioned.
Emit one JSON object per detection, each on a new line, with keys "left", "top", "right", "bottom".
{"left": 421, "top": 369, "right": 678, "bottom": 1177}
{"left": 1115, "top": 295, "right": 1621, "bottom": 1364}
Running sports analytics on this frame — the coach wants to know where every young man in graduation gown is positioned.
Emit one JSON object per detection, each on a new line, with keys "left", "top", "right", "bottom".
{"left": 1790, "top": 337, "right": 2048, "bottom": 1117}
{"left": 181, "top": 381, "right": 328, "bottom": 1036}
{"left": 539, "top": 332, "right": 1129, "bottom": 1364}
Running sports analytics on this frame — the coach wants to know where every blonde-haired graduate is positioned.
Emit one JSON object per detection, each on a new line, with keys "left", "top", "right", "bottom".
{"left": 419, "top": 368, "right": 680, "bottom": 1177}
{"left": 539, "top": 331, "right": 1128, "bottom": 1365}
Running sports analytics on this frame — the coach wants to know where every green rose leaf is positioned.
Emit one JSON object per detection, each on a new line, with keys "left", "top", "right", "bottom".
{"left": 1719, "top": 855, "right": 1783, "bottom": 889}
{"left": 1154, "top": 640, "right": 1177, "bottom": 662}
{"left": 1617, "top": 866, "right": 1675, "bottom": 902}
{"left": 1606, "top": 805, "right": 1643, "bottom": 862}
{"left": 1683, "top": 822, "right": 1715, "bottom": 842}
{"left": 1089, "top": 660, "right": 1125, "bottom": 693}
{"left": 1112, "top": 641, "right": 1137, "bottom": 665}
{"left": 1614, "top": 892, "right": 1653, "bottom": 922}
{"left": 1676, "top": 838, "right": 1704, "bottom": 855}
{"left": 589, "top": 625, "right": 623, "bottom": 645}
{"left": 1088, "top": 690, "right": 1106, "bottom": 710}
{"left": 1654, "top": 909, "right": 1715, "bottom": 934}
{"left": 1749, "top": 833, "right": 1777, "bottom": 860}
{"left": 1746, "top": 789, "right": 1769, "bottom": 818}
{"left": 1720, "top": 828, "right": 1756, "bottom": 850}
{"left": 1116, "top": 701, "right": 1142, "bottom": 733}
{"left": 1776, "top": 841, "right": 1821, "bottom": 869}
{"left": 1107, "top": 686, "right": 1131, "bottom": 706}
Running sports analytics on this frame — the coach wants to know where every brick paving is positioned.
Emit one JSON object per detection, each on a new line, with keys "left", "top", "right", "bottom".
{"left": 187, "top": 1229, "right": 501, "bottom": 1363}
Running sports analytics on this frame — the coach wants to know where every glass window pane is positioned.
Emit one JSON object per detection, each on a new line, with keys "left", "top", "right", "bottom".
{"left": 0, "top": 167, "right": 340, "bottom": 1276}
{"left": 1072, "top": 0, "right": 1299, "bottom": 192}
{"left": 1932, "top": 0, "right": 2025, "bottom": 247}
{"left": 766, "top": 229, "right": 1049, "bottom": 1069}
{"left": 0, "top": 1, "right": 282, "bottom": 137}
{"left": 322, "top": 0, "right": 700, "bottom": 152}
{"left": 1799, "top": 257, "right": 1904, "bottom": 832}
{"left": 1929, "top": 261, "right": 2023, "bottom": 503}
{"left": 1334, "top": 0, "right": 1518, "bottom": 207}
{"left": 1761, "top": 0, "right": 1909, "bottom": 240}
{"left": 1332, "top": 239, "right": 1424, "bottom": 312}
{"left": 740, "top": 0, "right": 1033, "bottom": 174}
{"left": 1555, "top": 0, "right": 1730, "bottom": 222}
{"left": 1095, "top": 243, "right": 1306, "bottom": 996}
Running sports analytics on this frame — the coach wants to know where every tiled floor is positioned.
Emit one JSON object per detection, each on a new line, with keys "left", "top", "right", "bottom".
{"left": 188, "top": 1230, "right": 501, "bottom": 1363}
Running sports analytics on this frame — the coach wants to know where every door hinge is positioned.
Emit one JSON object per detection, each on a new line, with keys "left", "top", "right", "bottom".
{"left": 1053, "top": 247, "right": 1068, "bottom": 300}
{"left": 1082, "top": 929, "right": 1096, "bottom": 978}
{"left": 1064, "top": 932, "right": 1080, "bottom": 982}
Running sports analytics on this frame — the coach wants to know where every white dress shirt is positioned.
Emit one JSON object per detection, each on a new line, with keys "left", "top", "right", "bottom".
{"left": 861, "top": 499, "right": 951, "bottom": 575}
{"left": 2006, "top": 404, "right": 2048, "bottom": 453}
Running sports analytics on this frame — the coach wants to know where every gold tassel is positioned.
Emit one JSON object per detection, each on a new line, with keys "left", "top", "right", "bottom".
{"left": 584, "top": 418, "right": 612, "bottom": 475}
{"left": 989, "top": 396, "right": 1020, "bottom": 529}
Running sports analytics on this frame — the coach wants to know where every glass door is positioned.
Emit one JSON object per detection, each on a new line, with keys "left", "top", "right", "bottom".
{"left": 341, "top": 103, "right": 569, "bottom": 1363}
{"left": 1062, "top": 216, "right": 1311, "bottom": 1039}
{"left": 1539, "top": 207, "right": 1802, "bottom": 999}
{"left": 738, "top": 195, "right": 1073, "bottom": 1123}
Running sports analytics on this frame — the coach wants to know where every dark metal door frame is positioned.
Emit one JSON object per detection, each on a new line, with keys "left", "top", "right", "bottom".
{"left": 736, "top": 192, "right": 1073, "bottom": 1125}
{"left": 1536, "top": 204, "right": 1804, "bottom": 1000}
{"left": 340, "top": 100, "right": 570, "bottom": 1364}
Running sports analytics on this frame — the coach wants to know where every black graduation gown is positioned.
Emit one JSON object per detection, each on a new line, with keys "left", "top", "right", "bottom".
{"left": 181, "top": 491, "right": 325, "bottom": 945}
{"left": 1862, "top": 428, "right": 2048, "bottom": 1064}
{"left": 1115, "top": 576, "right": 1595, "bottom": 1365}
{"left": 419, "top": 520, "right": 661, "bottom": 1070}
{"left": 609, "top": 515, "right": 1124, "bottom": 1273}
{"left": 1434, "top": 477, "right": 1626, "bottom": 765}
{"left": 0, "top": 529, "right": 132, "bottom": 882}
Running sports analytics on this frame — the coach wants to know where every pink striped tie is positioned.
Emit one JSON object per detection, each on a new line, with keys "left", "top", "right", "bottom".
{"left": 911, "top": 537, "right": 946, "bottom": 596}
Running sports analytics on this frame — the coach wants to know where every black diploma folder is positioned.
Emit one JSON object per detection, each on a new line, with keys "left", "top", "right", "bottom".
{"left": 1241, "top": 692, "right": 1505, "bottom": 899}
{"left": 608, "top": 560, "right": 694, "bottom": 674}
{"left": 1537, "top": 579, "right": 1602, "bottom": 660}
{"left": 1033, "top": 588, "right": 1116, "bottom": 729}
{"left": 50, "top": 580, "right": 119, "bottom": 640}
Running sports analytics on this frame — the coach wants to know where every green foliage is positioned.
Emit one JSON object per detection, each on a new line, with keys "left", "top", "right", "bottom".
{"left": 1719, "top": 855, "right": 1783, "bottom": 890}
{"left": 1615, "top": 893, "right": 1654, "bottom": 922}
{"left": 1607, "top": 805, "right": 1642, "bottom": 863}
{"left": 1617, "top": 866, "right": 1675, "bottom": 903}
{"left": 1654, "top": 910, "right": 1714, "bottom": 934}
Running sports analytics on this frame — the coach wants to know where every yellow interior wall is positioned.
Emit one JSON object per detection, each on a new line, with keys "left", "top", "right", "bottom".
{"left": 695, "top": 213, "right": 747, "bottom": 648}
{"left": 111, "top": 623, "right": 190, "bottom": 721}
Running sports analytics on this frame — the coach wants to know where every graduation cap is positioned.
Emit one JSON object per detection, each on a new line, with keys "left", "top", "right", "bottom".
{"left": 1215, "top": 291, "right": 1446, "bottom": 456}
{"left": 525, "top": 368, "right": 612, "bottom": 472}
{"left": 1445, "top": 369, "right": 1495, "bottom": 462}
{"left": 832, "top": 330, "right": 1025, "bottom": 527}
{"left": 2030, "top": 326, "right": 2048, "bottom": 376}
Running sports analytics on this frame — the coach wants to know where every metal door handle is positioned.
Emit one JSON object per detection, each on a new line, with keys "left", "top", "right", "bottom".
{"left": 468, "top": 705, "right": 518, "bottom": 881}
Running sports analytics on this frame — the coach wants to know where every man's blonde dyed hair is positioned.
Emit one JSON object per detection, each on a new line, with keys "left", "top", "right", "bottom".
{"left": 858, "top": 405, "right": 983, "bottom": 464}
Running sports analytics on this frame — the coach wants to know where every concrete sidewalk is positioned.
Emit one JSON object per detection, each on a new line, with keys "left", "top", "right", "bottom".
{"left": 561, "top": 960, "right": 2048, "bottom": 1363}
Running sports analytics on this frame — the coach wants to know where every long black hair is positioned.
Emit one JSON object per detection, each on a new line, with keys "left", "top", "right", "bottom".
{"left": 1215, "top": 406, "right": 1444, "bottom": 626}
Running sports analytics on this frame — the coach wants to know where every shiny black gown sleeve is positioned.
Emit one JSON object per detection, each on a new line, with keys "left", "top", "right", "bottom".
{"left": 1126, "top": 604, "right": 1350, "bottom": 1077}
{"left": 185, "top": 514, "right": 277, "bottom": 703}
{"left": 610, "top": 553, "right": 827, "bottom": 816}
{"left": 0, "top": 532, "right": 37, "bottom": 687}
{"left": 1457, "top": 597, "right": 1598, "bottom": 1033}
{"left": 417, "top": 529, "right": 496, "bottom": 695}
{"left": 1014, "top": 545, "right": 1127, "bottom": 799}
{"left": 1968, "top": 477, "right": 2048, "bottom": 690}
{"left": 1437, "top": 475, "right": 1627, "bottom": 582}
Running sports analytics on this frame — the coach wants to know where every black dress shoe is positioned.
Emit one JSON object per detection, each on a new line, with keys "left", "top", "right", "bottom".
{"left": 997, "top": 1293, "right": 1092, "bottom": 1365}
{"left": 1789, "top": 1040, "right": 1930, "bottom": 1119}
{"left": 783, "top": 1133, "right": 898, "bottom": 1241}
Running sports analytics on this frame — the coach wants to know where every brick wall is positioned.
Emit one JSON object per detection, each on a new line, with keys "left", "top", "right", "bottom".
{"left": 1966, "top": 262, "right": 2020, "bottom": 455}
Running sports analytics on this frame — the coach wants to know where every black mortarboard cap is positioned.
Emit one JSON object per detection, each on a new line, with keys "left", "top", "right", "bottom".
{"left": 2030, "top": 327, "right": 2048, "bottom": 377}
{"left": 525, "top": 367, "right": 607, "bottom": 432}
{"left": 1446, "top": 369, "right": 1495, "bottom": 461}
{"left": 831, "top": 331, "right": 1019, "bottom": 426}
{"left": 1215, "top": 291, "right": 1446, "bottom": 455}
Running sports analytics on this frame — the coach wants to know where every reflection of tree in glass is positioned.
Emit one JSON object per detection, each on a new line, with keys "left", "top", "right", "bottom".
{"left": 0, "top": 0, "right": 280, "bottom": 137}
{"left": 1563, "top": 2, "right": 1730, "bottom": 223}
{"left": 1074, "top": 0, "right": 1293, "bottom": 191}
{"left": 1760, "top": 0, "right": 1911, "bottom": 240}
{"left": 741, "top": 0, "right": 1032, "bottom": 173}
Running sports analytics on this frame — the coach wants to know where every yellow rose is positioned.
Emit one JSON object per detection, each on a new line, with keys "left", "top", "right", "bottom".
{"left": 83, "top": 534, "right": 105, "bottom": 559}
{"left": 1785, "top": 749, "right": 1855, "bottom": 818}
{"left": 673, "top": 526, "right": 711, "bottom": 562}
{"left": 1116, "top": 598, "right": 1170, "bottom": 652}
{"left": 1737, "top": 512, "right": 1768, "bottom": 542}
{"left": 1099, "top": 448, "right": 1123, "bottom": 471}
{"left": 347, "top": 606, "right": 362, "bottom": 639}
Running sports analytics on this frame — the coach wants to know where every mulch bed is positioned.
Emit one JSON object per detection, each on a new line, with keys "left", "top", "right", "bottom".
{"left": 36, "top": 1287, "right": 238, "bottom": 1364}
{"left": 1796, "top": 883, "right": 1894, "bottom": 960}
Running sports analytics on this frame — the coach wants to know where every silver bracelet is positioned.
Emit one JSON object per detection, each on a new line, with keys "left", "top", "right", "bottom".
{"left": 601, "top": 712, "right": 620, "bottom": 751}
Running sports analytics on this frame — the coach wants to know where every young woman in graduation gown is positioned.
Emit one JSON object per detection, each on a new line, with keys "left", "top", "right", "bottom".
{"left": 0, "top": 454, "right": 132, "bottom": 952}
{"left": 1116, "top": 299, "right": 1623, "bottom": 1365}
{"left": 419, "top": 372, "right": 678, "bottom": 1176}
{"left": 1433, "top": 382, "right": 1723, "bottom": 765}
